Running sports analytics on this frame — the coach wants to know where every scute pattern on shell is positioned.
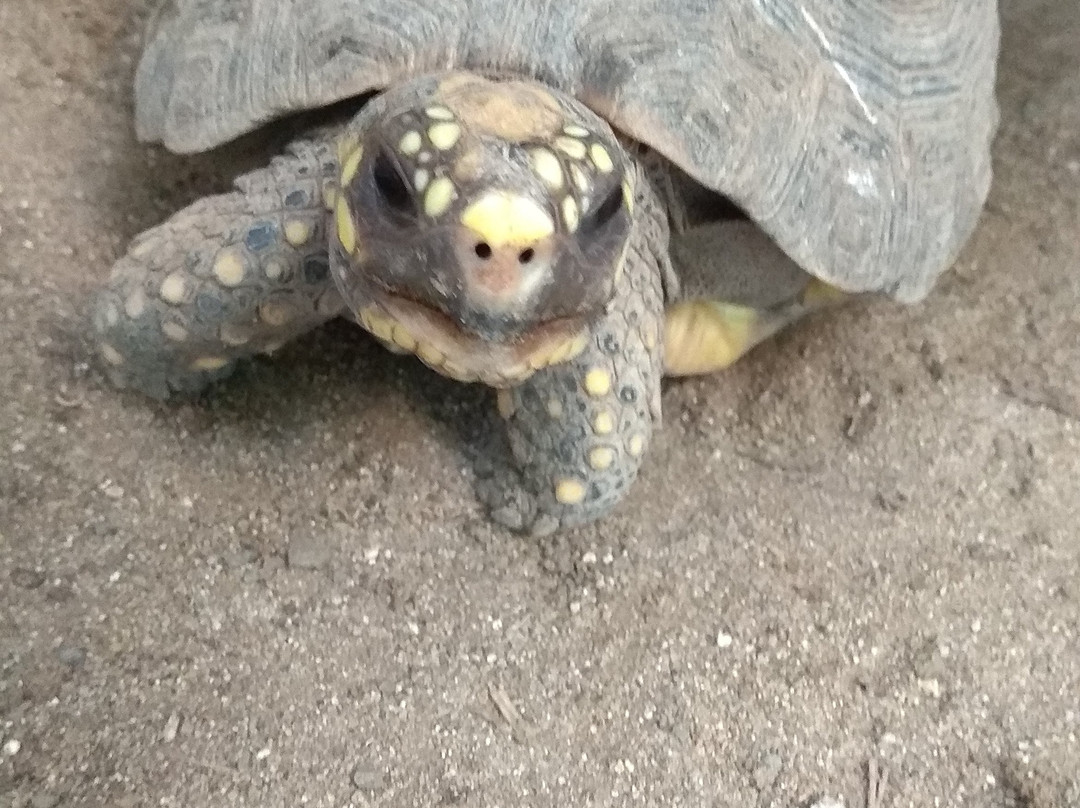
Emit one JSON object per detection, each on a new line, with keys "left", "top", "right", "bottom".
{"left": 135, "top": 0, "right": 999, "bottom": 302}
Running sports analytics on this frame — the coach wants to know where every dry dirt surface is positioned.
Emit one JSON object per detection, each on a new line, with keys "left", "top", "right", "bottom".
{"left": 2, "top": 1, "right": 1078, "bottom": 806}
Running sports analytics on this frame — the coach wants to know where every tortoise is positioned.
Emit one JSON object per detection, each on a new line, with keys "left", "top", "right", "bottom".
{"left": 91, "top": 0, "right": 1000, "bottom": 535}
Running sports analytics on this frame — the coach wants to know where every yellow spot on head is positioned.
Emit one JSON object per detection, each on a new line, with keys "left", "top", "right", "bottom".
{"left": 627, "top": 434, "right": 645, "bottom": 457}
{"left": 529, "top": 148, "right": 564, "bottom": 190}
{"left": 428, "top": 122, "right": 462, "bottom": 150}
{"left": 623, "top": 179, "right": 635, "bottom": 213}
{"left": 588, "top": 446, "right": 615, "bottom": 470}
{"left": 335, "top": 196, "right": 357, "bottom": 254}
{"left": 562, "top": 196, "right": 579, "bottom": 233}
{"left": 399, "top": 131, "right": 422, "bottom": 155}
{"left": 554, "top": 136, "right": 587, "bottom": 160}
{"left": 414, "top": 169, "right": 430, "bottom": 192}
{"left": 284, "top": 219, "right": 312, "bottom": 247}
{"left": 213, "top": 249, "right": 246, "bottom": 287}
{"left": 593, "top": 410, "right": 614, "bottom": 435}
{"left": 101, "top": 343, "right": 123, "bottom": 366}
{"left": 583, "top": 367, "right": 611, "bottom": 397}
{"left": 426, "top": 105, "right": 455, "bottom": 121}
{"left": 563, "top": 124, "right": 590, "bottom": 138}
{"left": 570, "top": 163, "right": 591, "bottom": 193}
{"left": 460, "top": 192, "right": 554, "bottom": 248}
{"left": 335, "top": 134, "right": 360, "bottom": 168}
{"left": 589, "top": 143, "right": 614, "bottom": 173}
{"left": 159, "top": 272, "right": 188, "bottom": 304}
{"left": 340, "top": 146, "right": 364, "bottom": 186}
{"left": 423, "top": 177, "right": 456, "bottom": 218}
{"left": 555, "top": 478, "right": 587, "bottom": 505}
{"left": 322, "top": 181, "right": 339, "bottom": 211}
{"left": 191, "top": 356, "right": 229, "bottom": 371}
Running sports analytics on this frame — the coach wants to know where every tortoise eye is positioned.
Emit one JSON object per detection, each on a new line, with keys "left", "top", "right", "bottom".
{"left": 580, "top": 182, "right": 624, "bottom": 233}
{"left": 372, "top": 148, "right": 413, "bottom": 214}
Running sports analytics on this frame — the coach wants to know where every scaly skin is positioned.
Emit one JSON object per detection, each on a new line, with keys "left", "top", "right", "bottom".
{"left": 91, "top": 140, "right": 346, "bottom": 398}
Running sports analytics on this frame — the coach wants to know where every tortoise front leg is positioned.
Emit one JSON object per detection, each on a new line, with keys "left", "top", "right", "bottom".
{"left": 91, "top": 140, "right": 347, "bottom": 398}
{"left": 480, "top": 170, "right": 667, "bottom": 535}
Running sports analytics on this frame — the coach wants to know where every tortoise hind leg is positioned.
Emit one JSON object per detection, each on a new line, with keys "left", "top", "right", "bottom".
{"left": 91, "top": 140, "right": 347, "bottom": 398}
{"left": 664, "top": 218, "right": 850, "bottom": 376}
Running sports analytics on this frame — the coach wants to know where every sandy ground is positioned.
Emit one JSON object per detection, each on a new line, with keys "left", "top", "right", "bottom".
{"left": 1, "top": 1, "right": 1078, "bottom": 806}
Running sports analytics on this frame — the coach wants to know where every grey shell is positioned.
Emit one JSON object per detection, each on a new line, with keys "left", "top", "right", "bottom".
{"left": 134, "top": 0, "right": 1001, "bottom": 302}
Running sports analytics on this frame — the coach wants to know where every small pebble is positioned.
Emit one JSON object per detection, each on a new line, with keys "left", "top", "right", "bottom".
{"left": 351, "top": 765, "right": 384, "bottom": 790}
{"left": 162, "top": 713, "right": 180, "bottom": 742}
{"left": 2, "top": 738, "right": 20, "bottom": 757}
{"left": 716, "top": 631, "right": 733, "bottom": 648}
{"left": 752, "top": 752, "right": 783, "bottom": 791}
{"left": 56, "top": 644, "right": 86, "bottom": 668}
{"left": 11, "top": 567, "right": 45, "bottom": 589}
{"left": 287, "top": 532, "right": 330, "bottom": 570}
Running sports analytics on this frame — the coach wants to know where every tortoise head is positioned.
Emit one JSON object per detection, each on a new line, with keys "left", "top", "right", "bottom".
{"left": 330, "top": 71, "right": 635, "bottom": 387}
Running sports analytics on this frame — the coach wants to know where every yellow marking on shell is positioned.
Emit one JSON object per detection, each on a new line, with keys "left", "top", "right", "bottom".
{"left": 414, "top": 169, "right": 430, "bottom": 192}
{"left": 623, "top": 179, "right": 635, "bottom": 213}
{"left": 583, "top": 367, "right": 611, "bottom": 397}
{"left": 399, "top": 130, "right": 422, "bottom": 155}
{"left": 161, "top": 321, "right": 187, "bottom": 342}
{"left": 529, "top": 148, "right": 564, "bottom": 190}
{"left": 593, "top": 410, "right": 614, "bottom": 435}
{"left": 428, "top": 122, "right": 462, "bottom": 151}
{"left": 129, "top": 238, "right": 155, "bottom": 259}
{"left": 259, "top": 301, "right": 295, "bottom": 327}
{"left": 159, "top": 273, "right": 188, "bottom": 304}
{"left": 423, "top": 177, "right": 456, "bottom": 218}
{"left": 663, "top": 300, "right": 757, "bottom": 376}
{"left": 124, "top": 288, "right": 146, "bottom": 319}
{"left": 627, "top": 434, "right": 645, "bottom": 457}
{"left": 336, "top": 134, "right": 360, "bottom": 168}
{"left": 546, "top": 398, "right": 563, "bottom": 419}
{"left": 589, "top": 143, "right": 614, "bottom": 173}
{"left": 563, "top": 124, "right": 590, "bottom": 138}
{"left": 191, "top": 356, "right": 229, "bottom": 371}
{"left": 426, "top": 105, "right": 455, "bottom": 120}
{"left": 562, "top": 196, "right": 579, "bottom": 233}
{"left": 213, "top": 249, "right": 246, "bottom": 287}
{"left": 460, "top": 192, "right": 554, "bottom": 248}
{"left": 391, "top": 324, "right": 417, "bottom": 352}
{"left": 340, "top": 146, "right": 364, "bottom": 186}
{"left": 570, "top": 163, "right": 590, "bottom": 193}
{"left": 554, "top": 136, "right": 587, "bottom": 160}
{"left": 588, "top": 446, "right": 615, "bottom": 471}
{"left": 335, "top": 196, "right": 357, "bottom": 254}
{"left": 284, "top": 219, "right": 312, "bottom": 247}
{"left": 100, "top": 343, "right": 123, "bottom": 366}
{"left": 417, "top": 342, "right": 445, "bottom": 367}
{"left": 554, "top": 478, "right": 587, "bottom": 505}
{"left": 496, "top": 389, "right": 515, "bottom": 419}
{"left": 219, "top": 323, "right": 252, "bottom": 346}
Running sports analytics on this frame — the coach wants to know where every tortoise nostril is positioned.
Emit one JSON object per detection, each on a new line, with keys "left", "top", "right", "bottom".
{"left": 518, "top": 248, "right": 535, "bottom": 264}
{"left": 475, "top": 242, "right": 492, "bottom": 259}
